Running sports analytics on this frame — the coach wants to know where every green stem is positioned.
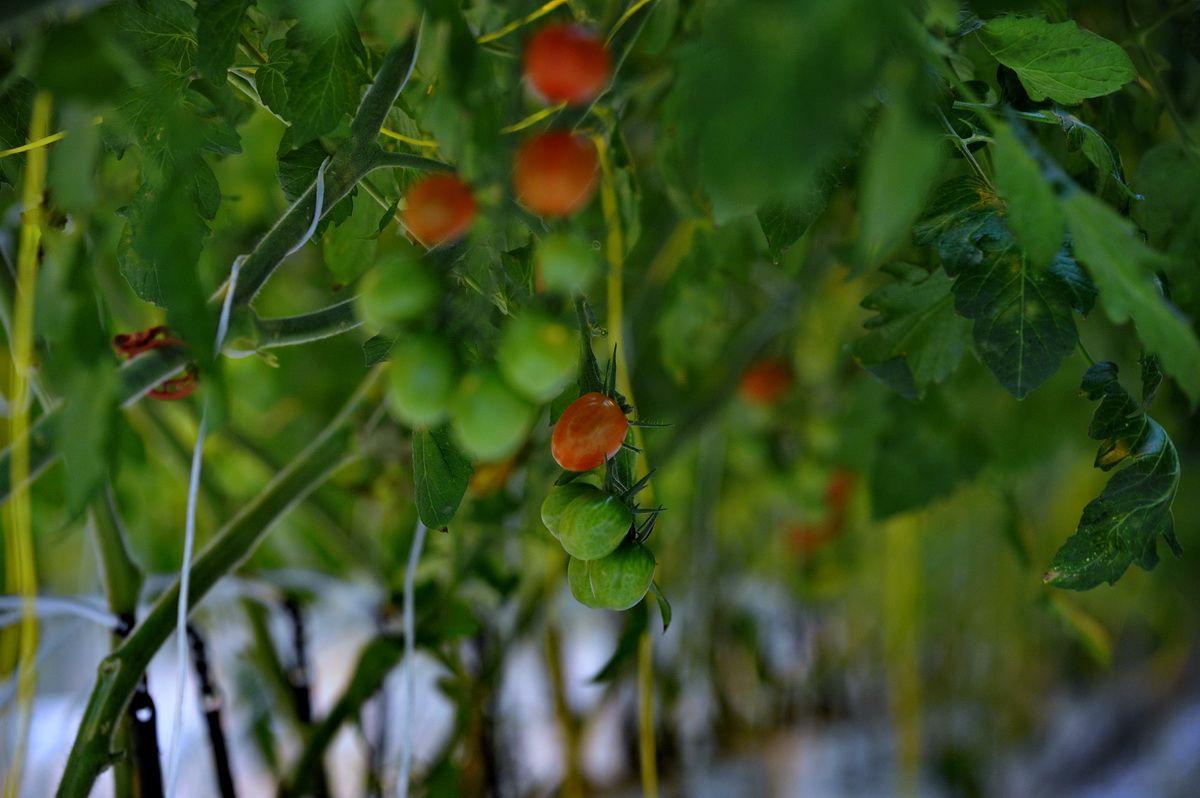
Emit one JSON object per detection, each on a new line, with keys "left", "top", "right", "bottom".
{"left": 55, "top": 371, "right": 379, "bottom": 798}
{"left": 253, "top": 299, "right": 362, "bottom": 349}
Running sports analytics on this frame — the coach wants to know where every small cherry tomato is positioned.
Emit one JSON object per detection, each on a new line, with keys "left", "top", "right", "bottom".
{"left": 513, "top": 132, "right": 598, "bottom": 218}
{"left": 738, "top": 358, "right": 792, "bottom": 406}
{"left": 555, "top": 487, "right": 633, "bottom": 561}
{"left": 537, "top": 233, "right": 599, "bottom": 295}
{"left": 551, "top": 391, "right": 629, "bottom": 472}
{"left": 523, "top": 23, "right": 611, "bottom": 106}
{"left": 540, "top": 483, "right": 595, "bottom": 540}
{"left": 450, "top": 368, "right": 536, "bottom": 462}
{"left": 568, "top": 542, "right": 656, "bottom": 610}
{"left": 355, "top": 249, "right": 440, "bottom": 330}
{"left": 386, "top": 335, "right": 458, "bottom": 427}
{"left": 402, "top": 174, "right": 476, "bottom": 247}
{"left": 496, "top": 312, "right": 579, "bottom": 402}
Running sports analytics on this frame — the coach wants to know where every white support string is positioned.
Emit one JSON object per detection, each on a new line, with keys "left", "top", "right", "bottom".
{"left": 395, "top": 520, "right": 428, "bottom": 798}
{"left": 0, "top": 595, "right": 119, "bottom": 630}
{"left": 287, "top": 157, "right": 331, "bottom": 259}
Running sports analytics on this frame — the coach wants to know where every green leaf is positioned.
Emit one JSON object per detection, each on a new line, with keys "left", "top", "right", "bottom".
{"left": 990, "top": 122, "right": 1064, "bottom": 268}
{"left": 121, "top": 0, "right": 199, "bottom": 74}
{"left": 195, "top": 0, "right": 255, "bottom": 82}
{"left": 57, "top": 366, "right": 118, "bottom": 514}
{"left": 851, "top": 263, "right": 971, "bottom": 400}
{"left": 1131, "top": 143, "right": 1200, "bottom": 261}
{"left": 255, "top": 39, "right": 291, "bottom": 119}
{"left": 412, "top": 426, "right": 473, "bottom": 529}
{"left": 915, "top": 179, "right": 1088, "bottom": 398}
{"left": 283, "top": 3, "right": 369, "bottom": 144}
{"left": 648, "top": 581, "right": 672, "bottom": 633}
{"left": 857, "top": 102, "right": 944, "bottom": 269}
{"left": 0, "top": 77, "right": 33, "bottom": 187}
{"left": 362, "top": 334, "right": 395, "bottom": 366}
{"left": 977, "top": 16, "right": 1137, "bottom": 105}
{"left": 1062, "top": 189, "right": 1200, "bottom": 405}
{"left": 1046, "top": 361, "right": 1181, "bottom": 590}
{"left": 322, "top": 194, "right": 379, "bottom": 284}
{"left": 1056, "top": 111, "right": 1132, "bottom": 200}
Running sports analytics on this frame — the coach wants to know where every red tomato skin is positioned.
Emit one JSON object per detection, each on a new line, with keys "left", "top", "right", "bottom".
{"left": 514, "top": 132, "right": 599, "bottom": 217}
{"left": 402, "top": 174, "right": 477, "bottom": 246}
{"left": 552, "top": 392, "right": 629, "bottom": 472}
{"left": 738, "top": 358, "right": 792, "bottom": 406}
{"left": 524, "top": 23, "right": 611, "bottom": 106}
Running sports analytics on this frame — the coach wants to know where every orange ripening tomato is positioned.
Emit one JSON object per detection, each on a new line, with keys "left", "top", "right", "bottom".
{"left": 551, "top": 392, "right": 629, "bottom": 472}
{"left": 513, "top": 132, "right": 599, "bottom": 217}
{"left": 402, "top": 174, "right": 477, "bottom": 247}
{"left": 523, "top": 23, "right": 611, "bottom": 106}
{"left": 738, "top": 358, "right": 793, "bottom": 406}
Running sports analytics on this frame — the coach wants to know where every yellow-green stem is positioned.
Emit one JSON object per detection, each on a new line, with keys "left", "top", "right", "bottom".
{"left": 4, "top": 89, "right": 51, "bottom": 798}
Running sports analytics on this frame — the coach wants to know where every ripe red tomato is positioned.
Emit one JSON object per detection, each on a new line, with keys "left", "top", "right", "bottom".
{"left": 513, "top": 132, "right": 598, "bottom": 217}
{"left": 738, "top": 358, "right": 792, "bottom": 406}
{"left": 402, "top": 174, "right": 476, "bottom": 247}
{"left": 551, "top": 392, "right": 629, "bottom": 472}
{"left": 523, "top": 23, "right": 611, "bottom": 106}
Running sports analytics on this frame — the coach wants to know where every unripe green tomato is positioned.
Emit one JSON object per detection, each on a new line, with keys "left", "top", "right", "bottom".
{"left": 539, "top": 483, "right": 594, "bottom": 539}
{"left": 496, "top": 312, "right": 579, "bottom": 402}
{"left": 450, "top": 368, "right": 536, "bottom": 462}
{"left": 386, "top": 335, "right": 458, "bottom": 427}
{"left": 537, "top": 233, "right": 598, "bottom": 295}
{"left": 556, "top": 488, "right": 633, "bottom": 561}
{"left": 355, "top": 249, "right": 440, "bottom": 330}
{"left": 567, "top": 542, "right": 656, "bottom": 610}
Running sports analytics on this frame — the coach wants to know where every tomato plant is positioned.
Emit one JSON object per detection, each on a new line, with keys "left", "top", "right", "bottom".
{"left": 3, "top": 1, "right": 1200, "bottom": 797}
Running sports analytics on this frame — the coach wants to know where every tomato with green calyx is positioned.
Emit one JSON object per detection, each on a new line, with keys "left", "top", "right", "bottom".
{"left": 555, "top": 486, "right": 632, "bottom": 561}
{"left": 567, "top": 542, "right": 656, "bottom": 610}
{"left": 450, "top": 368, "right": 536, "bottom": 462}
{"left": 537, "top": 233, "right": 599, "bottom": 295}
{"left": 386, "top": 335, "right": 458, "bottom": 427}
{"left": 355, "top": 250, "right": 440, "bottom": 330}
{"left": 551, "top": 392, "right": 628, "bottom": 472}
{"left": 539, "top": 483, "right": 593, "bottom": 539}
{"left": 523, "top": 23, "right": 611, "bottom": 106}
{"left": 514, "top": 132, "right": 599, "bottom": 218}
{"left": 496, "top": 312, "right": 579, "bottom": 402}
{"left": 402, "top": 174, "right": 476, "bottom": 247}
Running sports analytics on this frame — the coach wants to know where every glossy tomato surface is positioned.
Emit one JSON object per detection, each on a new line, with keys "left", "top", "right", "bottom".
{"left": 540, "top": 483, "right": 594, "bottom": 539}
{"left": 496, "top": 312, "right": 579, "bottom": 402}
{"left": 450, "top": 368, "right": 536, "bottom": 462}
{"left": 551, "top": 391, "right": 629, "bottom": 471}
{"left": 402, "top": 174, "right": 476, "bottom": 246}
{"left": 537, "top": 233, "right": 599, "bottom": 295}
{"left": 386, "top": 335, "right": 458, "bottom": 427}
{"left": 513, "top": 132, "right": 598, "bottom": 217}
{"left": 523, "top": 23, "right": 610, "bottom": 106}
{"left": 555, "top": 487, "right": 632, "bottom": 561}
{"left": 567, "top": 542, "right": 656, "bottom": 610}
{"left": 354, "top": 250, "right": 440, "bottom": 330}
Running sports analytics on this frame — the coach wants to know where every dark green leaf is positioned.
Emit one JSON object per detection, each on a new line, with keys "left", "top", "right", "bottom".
{"left": 915, "top": 179, "right": 1087, "bottom": 398}
{"left": 1046, "top": 362, "right": 1181, "bottom": 590}
{"left": 649, "top": 581, "right": 672, "bottom": 633}
{"left": 322, "top": 194, "right": 379, "bottom": 284}
{"left": 283, "top": 3, "right": 369, "bottom": 143}
{"left": 121, "top": 0, "right": 199, "bottom": 74}
{"left": 412, "top": 426, "right": 473, "bottom": 528}
{"left": 362, "top": 334, "right": 395, "bottom": 366}
{"left": 0, "top": 77, "right": 33, "bottom": 186}
{"left": 851, "top": 263, "right": 971, "bottom": 400}
{"left": 977, "top": 16, "right": 1137, "bottom": 105}
{"left": 1057, "top": 111, "right": 1132, "bottom": 201}
{"left": 255, "top": 39, "right": 291, "bottom": 119}
{"left": 756, "top": 167, "right": 839, "bottom": 262}
{"left": 195, "top": 0, "right": 255, "bottom": 83}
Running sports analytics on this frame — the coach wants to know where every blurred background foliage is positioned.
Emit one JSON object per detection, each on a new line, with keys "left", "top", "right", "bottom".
{"left": 2, "top": 0, "right": 1200, "bottom": 796}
